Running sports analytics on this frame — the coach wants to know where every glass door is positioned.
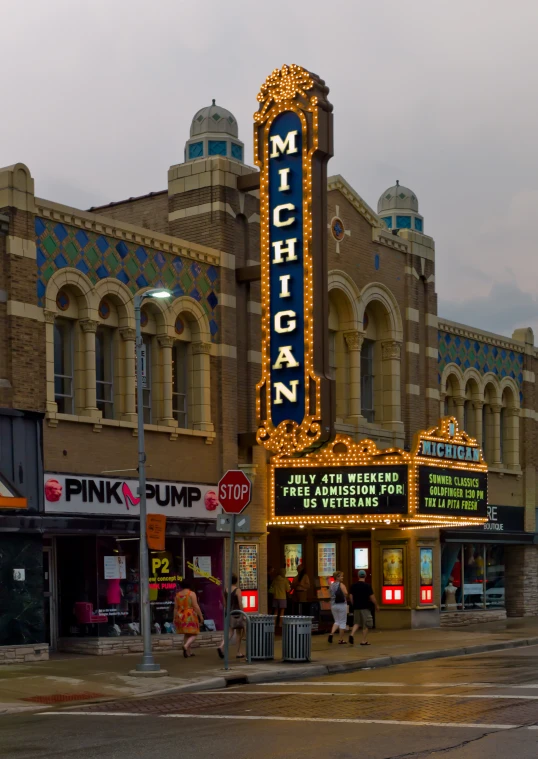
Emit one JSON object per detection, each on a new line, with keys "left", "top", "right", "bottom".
{"left": 43, "top": 544, "right": 57, "bottom": 650}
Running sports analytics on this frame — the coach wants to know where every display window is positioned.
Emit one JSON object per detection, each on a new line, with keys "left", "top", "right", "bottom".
{"left": 441, "top": 543, "right": 505, "bottom": 611}
{"left": 317, "top": 542, "right": 336, "bottom": 577}
{"left": 55, "top": 534, "right": 224, "bottom": 638}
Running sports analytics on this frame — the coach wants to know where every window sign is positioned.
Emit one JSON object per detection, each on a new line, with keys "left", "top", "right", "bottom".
{"left": 284, "top": 544, "right": 302, "bottom": 577}
{"left": 238, "top": 544, "right": 258, "bottom": 590}
{"left": 317, "top": 542, "right": 336, "bottom": 577}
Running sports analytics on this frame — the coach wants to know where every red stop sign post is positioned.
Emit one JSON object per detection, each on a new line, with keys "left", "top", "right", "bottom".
{"left": 218, "top": 470, "right": 252, "bottom": 670}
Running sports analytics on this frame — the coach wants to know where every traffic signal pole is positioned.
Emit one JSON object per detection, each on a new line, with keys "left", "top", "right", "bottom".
{"left": 223, "top": 512, "right": 237, "bottom": 671}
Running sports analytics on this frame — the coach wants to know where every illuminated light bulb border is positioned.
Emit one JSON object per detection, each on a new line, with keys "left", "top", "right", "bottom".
{"left": 254, "top": 66, "right": 327, "bottom": 456}
{"left": 268, "top": 429, "right": 488, "bottom": 529}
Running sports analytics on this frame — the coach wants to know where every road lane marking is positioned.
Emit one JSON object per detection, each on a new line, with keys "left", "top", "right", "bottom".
{"left": 39, "top": 712, "right": 142, "bottom": 717}
{"left": 241, "top": 682, "right": 537, "bottom": 691}
{"left": 211, "top": 690, "right": 538, "bottom": 700}
{"left": 39, "top": 712, "right": 525, "bottom": 729}
{"left": 161, "top": 714, "right": 527, "bottom": 730}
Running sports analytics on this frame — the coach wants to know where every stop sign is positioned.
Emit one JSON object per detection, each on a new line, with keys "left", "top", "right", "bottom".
{"left": 218, "top": 470, "right": 252, "bottom": 514}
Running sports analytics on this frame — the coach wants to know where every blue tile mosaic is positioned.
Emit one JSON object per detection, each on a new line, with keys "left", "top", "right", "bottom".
{"left": 35, "top": 218, "right": 221, "bottom": 342}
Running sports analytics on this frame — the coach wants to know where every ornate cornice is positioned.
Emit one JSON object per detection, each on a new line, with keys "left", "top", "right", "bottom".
{"left": 35, "top": 198, "right": 221, "bottom": 267}
{"left": 438, "top": 319, "right": 525, "bottom": 354}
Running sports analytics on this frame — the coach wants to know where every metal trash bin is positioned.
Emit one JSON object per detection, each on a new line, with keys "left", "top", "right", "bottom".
{"left": 282, "top": 615, "right": 313, "bottom": 662}
{"left": 245, "top": 614, "right": 275, "bottom": 663}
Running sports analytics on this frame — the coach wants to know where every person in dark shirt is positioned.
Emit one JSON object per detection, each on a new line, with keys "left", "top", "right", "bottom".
{"left": 348, "top": 570, "right": 379, "bottom": 646}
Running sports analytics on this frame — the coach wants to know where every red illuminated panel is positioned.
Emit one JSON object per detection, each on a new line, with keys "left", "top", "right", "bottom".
{"left": 382, "top": 586, "right": 404, "bottom": 605}
{"left": 420, "top": 586, "right": 433, "bottom": 604}
{"left": 241, "top": 590, "right": 259, "bottom": 612}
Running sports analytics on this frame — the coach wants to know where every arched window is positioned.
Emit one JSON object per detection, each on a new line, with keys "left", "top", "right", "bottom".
{"left": 141, "top": 332, "right": 153, "bottom": 424}
{"left": 172, "top": 340, "right": 189, "bottom": 428}
{"left": 463, "top": 378, "right": 479, "bottom": 438}
{"left": 54, "top": 318, "right": 74, "bottom": 414}
{"left": 482, "top": 382, "right": 497, "bottom": 464}
{"left": 359, "top": 297, "right": 401, "bottom": 428}
{"left": 501, "top": 385, "right": 519, "bottom": 468}
{"left": 95, "top": 325, "right": 114, "bottom": 419}
{"left": 328, "top": 293, "right": 352, "bottom": 422}
{"left": 360, "top": 338, "right": 375, "bottom": 423}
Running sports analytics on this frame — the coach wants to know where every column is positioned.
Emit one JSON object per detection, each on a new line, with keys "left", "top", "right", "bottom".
{"left": 120, "top": 327, "right": 136, "bottom": 421}
{"left": 80, "top": 319, "right": 98, "bottom": 417}
{"left": 473, "top": 400, "right": 484, "bottom": 448}
{"left": 491, "top": 403, "right": 502, "bottom": 466}
{"left": 191, "top": 341, "right": 214, "bottom": 432}
{"left": 44, "top": 310, "right": 57, "bottom": 413}
{"left": 381, "top": 339, "right": 402, "bottom": 430}
{"left": 453, "top": 396, "right": 465, "bottom": 429}
{"left": 504, "top": 406, "right": 520, "bottom": 469}
{"left": 439, "top": 392, "right": 447, "bottom": 420}
{"left": 158, "top": 334, "right": 175, "bottom": 426}
{"left": 343, "top": 330, "right": 363, "bottom": 419}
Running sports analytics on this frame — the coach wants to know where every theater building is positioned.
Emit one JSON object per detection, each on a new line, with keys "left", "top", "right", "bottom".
{"left": 0, "top": 65, "right": 537, "bottom": 658}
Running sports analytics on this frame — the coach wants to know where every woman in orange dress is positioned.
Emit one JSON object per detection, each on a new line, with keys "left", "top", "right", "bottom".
{"left": 174, "top": 579, "right": 204, "bottom": 658}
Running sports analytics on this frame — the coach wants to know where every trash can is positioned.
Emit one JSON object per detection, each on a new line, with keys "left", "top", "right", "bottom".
{"left": 245, "top": 614, "right": 275, "bottom": 663}
{"left": 281, "top": 615, "right": 313, "bottom": 662}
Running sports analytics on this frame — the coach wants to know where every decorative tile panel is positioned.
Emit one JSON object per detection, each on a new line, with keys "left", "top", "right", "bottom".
{"left": 438, "top": 330, "right": 524, "bottom": 385}
{"left": 35, "top": 218, "right": 220, "bottom": 341}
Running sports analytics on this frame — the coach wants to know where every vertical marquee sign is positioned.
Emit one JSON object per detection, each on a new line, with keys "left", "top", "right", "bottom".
{"left": 255, "top": 64, "right": 335, "bottom": 455}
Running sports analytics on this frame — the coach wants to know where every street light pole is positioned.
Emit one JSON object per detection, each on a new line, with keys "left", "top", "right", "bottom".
{"left": 133, "top": 288, "right": 172, "bottom": 674}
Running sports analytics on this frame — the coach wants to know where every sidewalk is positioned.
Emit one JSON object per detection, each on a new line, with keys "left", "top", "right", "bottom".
{"left": 2, "top": 617, "right": 538, "bottom": 714}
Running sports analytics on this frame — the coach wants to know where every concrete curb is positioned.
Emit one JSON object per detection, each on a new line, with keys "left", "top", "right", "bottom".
{"left": 168, "top": 634, "right": 538, "bottom": 693}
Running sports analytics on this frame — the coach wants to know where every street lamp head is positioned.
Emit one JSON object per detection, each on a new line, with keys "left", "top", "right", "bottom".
{"left": 145, "top": 288, "right": 172, "bottom": 300}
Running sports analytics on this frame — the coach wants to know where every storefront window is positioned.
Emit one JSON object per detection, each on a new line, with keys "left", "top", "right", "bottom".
{"left": 56, "top": 534, "right": 224, "bottom": 638}
{"left": 441, "top": 543, "right": 505, "bottom": 611}
{"left": 486, "top": 545, "right": 505, "bottom": 608}
{"left": 185, "top": 538, "right": 224, "bottom": 632}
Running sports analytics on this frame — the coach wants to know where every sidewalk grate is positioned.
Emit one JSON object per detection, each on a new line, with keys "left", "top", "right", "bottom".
{"left": 21, "top": 692, "right": 105, "bottom": 704}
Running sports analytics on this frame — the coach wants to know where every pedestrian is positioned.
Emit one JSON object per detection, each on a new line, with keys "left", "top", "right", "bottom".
{"left": 291, "top": 563, "right": 310, "bottom": 615}
{"left": 270, "top": 567, "right": 290, "bottom": 627}
{"left": 174, "top": 579, "right": 204, "bottom": 658}
{"left": 328, "top": 571, "right": 349, "bottom": 644}
{"left": 217, "top": 574, "right": 246, "bottom": 660}
{"left": 348, "top": 569, "right": 380, "bottom": 646}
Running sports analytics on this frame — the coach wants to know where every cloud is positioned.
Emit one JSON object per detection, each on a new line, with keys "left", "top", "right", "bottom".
{"left": 439, "top": 280, "right": 538, "bottom": 338}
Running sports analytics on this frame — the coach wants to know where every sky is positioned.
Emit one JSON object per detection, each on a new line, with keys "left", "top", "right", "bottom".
{"left": 2, "top": 0, "right": 537, "bottom": 337}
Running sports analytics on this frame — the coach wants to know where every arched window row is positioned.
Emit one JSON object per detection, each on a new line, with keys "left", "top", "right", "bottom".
{"left": 44, "top": 271, "right": 213, "bottom": 434}
{"left": 441, "top": 365, "right": 520, "bottom": 469}
{"left": 328, "top": 273, "right": 403, "bottom": 433}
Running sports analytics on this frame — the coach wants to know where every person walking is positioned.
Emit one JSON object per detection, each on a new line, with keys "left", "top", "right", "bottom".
{"left": 348, "top": 570, "right": 380, "bottom": 646}
{"left": 271, "top": 568, "right": 290, "bottom": 628}
{"left": 291, "top": 564, "right": 310, "bottom": 615}
{"left": 174, "top": 579, "right": 204, "bottom": 658}
{"left": 328, "top": 571, "right": 348, "bottom": 644}
{"left": 217, "top": 574, "right": 246, "bottom": 660}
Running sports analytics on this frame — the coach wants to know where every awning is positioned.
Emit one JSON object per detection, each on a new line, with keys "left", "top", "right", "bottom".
{"left": 0, "top": 471, "right": 27, "bottom": 509}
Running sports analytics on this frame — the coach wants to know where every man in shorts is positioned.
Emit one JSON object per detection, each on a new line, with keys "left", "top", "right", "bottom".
{"left": 348, "top": 570, "right": 380, "bottom": 646}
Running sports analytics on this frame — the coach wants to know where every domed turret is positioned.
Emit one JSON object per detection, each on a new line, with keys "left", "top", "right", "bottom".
{"left": 377, "top": 180, "right": 424, "bottom": 232}
{"left": 185, "top": 99, "right": 244, "bottom": 163}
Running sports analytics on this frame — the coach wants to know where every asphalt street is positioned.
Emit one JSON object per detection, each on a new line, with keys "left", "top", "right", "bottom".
{"left": 2, "top": 646, "right": 538, "bottom": 758}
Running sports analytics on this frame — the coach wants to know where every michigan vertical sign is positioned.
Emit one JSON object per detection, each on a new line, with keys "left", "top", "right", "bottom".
{"left": 255, "top": 64, "right": 335, "bottom": 454}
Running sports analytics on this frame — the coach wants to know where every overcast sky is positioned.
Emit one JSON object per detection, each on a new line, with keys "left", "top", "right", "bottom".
{"left": 3, "top": 0, "right": 537, "bottom": 338}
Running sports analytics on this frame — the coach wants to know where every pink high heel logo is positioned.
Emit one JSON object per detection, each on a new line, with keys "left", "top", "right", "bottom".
{"left": 122, "top": 482, "right": 140, "bottom": 510}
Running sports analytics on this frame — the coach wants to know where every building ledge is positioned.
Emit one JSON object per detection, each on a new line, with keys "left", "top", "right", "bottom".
{"left": 46, "top": 412, "right": 216, "bottom": 443}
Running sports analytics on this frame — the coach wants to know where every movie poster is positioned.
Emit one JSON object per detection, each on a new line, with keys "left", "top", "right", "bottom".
{"left": 382, "top": 548, "right": 403, "bottom": 586}
{"left": 420, "top": 548, "right": 433, "bottom": 586}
